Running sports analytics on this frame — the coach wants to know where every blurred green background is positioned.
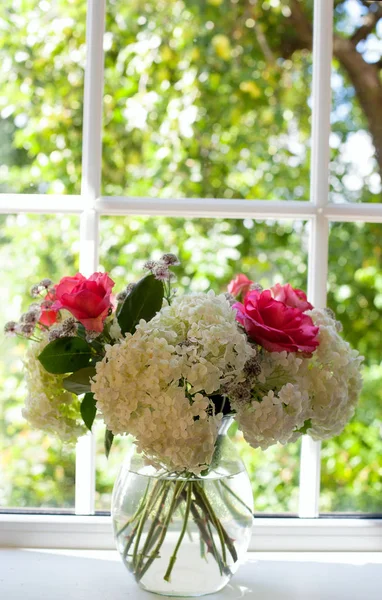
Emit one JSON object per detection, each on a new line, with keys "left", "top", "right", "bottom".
{"left": 0, "top": 0, "right": 381, "bottom": 513}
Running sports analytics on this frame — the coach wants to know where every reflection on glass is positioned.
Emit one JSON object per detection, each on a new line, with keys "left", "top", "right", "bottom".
{"left": 0, "top": 1, "right": 86, "bottom": 194}
{"left": 0, "top": 214, "right": 79, "bottom": 509}
{"left": 331, "top": 2, "right": 382, "bottom": 203}
{"left": 102, "top": 1, "right": 312, "bottom": 200}
{"left": 320, "top": 222, "right": 382, "bottom": 513}
{"left": 95, "top": 216, "right": 308, "bottom": 512}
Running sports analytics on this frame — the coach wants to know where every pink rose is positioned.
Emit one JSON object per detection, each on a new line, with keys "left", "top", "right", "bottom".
{"left": 227, "top": 274, "right": 253, "bottom": 298}
{"left": 39, "top": 291, "right": 59, "bottom": 327}
{"left": 271, "top": 283, "right": 313, "bottom": 312}
{"left": 233, "top": 289, "right": 319, "bottom": 354}
{"left": 52, "top": 272, "right": 115, "bottom": 332}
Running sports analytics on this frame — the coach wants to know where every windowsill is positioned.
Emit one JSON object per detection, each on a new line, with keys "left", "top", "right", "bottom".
{"left": 1, "top": 549, "right": 381, "bottom": 599}
{"left": 1, "top": 515, "right": 382, "bottom": 552}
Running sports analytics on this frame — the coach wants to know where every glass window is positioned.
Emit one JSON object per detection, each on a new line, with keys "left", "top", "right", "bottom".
{"left": 0, "top": 0, "right": 380, "bottom": 523}
{"left": 0, "top": 1, "right": 86, "bottom": 195}
{"left": 320, "top": 222, "right": 382, "bottom": 512}
{"left": 0, "top": 214, "right": 79, "bottom": 509}
{"left": 102, "top": 0, "right": 311, "bottom": 201}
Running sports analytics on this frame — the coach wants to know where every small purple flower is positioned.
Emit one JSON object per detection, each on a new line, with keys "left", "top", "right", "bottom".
{"left": 48, "top": 327, "right": 63, "bottom": 342}
{"left": 161, "top": 253, "right": 180, "bottom": 266}
{"left": 4, "top": 321, "right": 18, "bottom": 336}
{"left": 20, "top": 322, "right": 35, "bottom": 337}
{"left": 143, "top": 260, "right": 157, "bottom": 271}
{"left": 153, "top": 266, "right": 171, "bottom": 281}
{"left": 243, "top": 356, "right": 262, "bottom": 377}
{"left": 39, "top": 278, "right": 53, "bottom": 289}
{"left": 41, "top": 299, "right": 53, "bottom": 310}
{"left": 62, "top": 317, "right": 78, "bottom": 336}
{"left": 21, "top": 309, "right": 41, "bottom": 324}
{"left": 30, "top": 284, "right": 41, "bottom": 298}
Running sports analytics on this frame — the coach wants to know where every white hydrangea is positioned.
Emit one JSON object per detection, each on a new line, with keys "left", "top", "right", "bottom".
{"left": 295, "top": 308, "right": 363, "bottom": 439}
{"left": 233, "top": 309, "right": 363, "bottom": 449}
{"left": 139, "top": 291, "right": 253, "bottom": 393}
{"left": 92, "top": 291, "right": 253, "bottom": 473}
{"left": 257, "top": 350, "right": 303, "bottom": 384}
{"left": 234, "top": 383, "right": 308, "bottom": 449}
{"left": 22, "top": 336, "right": 85, "bottom": 443}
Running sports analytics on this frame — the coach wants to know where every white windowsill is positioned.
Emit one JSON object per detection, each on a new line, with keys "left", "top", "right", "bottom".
{"left": 1, "top": 515, "right": 381, "bottom": 552}
{"left": 0, "top": 548, "right": 381, "bottom": 599}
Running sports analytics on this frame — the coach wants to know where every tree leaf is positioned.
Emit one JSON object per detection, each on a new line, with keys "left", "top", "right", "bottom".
{"left": 38, "top": 337, "right": 93, "bottom": 374}
{"left": 80, "top": 393, "right": 97, "bottom": 431}
{"left": 63, "top": 366, "right": 96, "bottom": 395}
{"left": 104, "top": 429, "right": 114, "bottom": 458}
{"left": 117, "top": 273, "right": 164, "bottom": 335}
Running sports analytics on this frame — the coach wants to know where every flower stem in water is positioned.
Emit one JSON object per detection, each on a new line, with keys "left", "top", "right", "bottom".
{"left": 164, "top": 481, "right": 193, "bottom": 582}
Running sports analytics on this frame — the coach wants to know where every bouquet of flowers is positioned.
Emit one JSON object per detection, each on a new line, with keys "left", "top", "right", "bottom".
{"left": 5, "top": 255, "right": 363, "bottom": 590}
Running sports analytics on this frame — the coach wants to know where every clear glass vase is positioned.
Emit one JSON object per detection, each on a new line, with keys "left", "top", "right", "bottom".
{"left": 111, "top": 418, "right": 254, "bottom": 597}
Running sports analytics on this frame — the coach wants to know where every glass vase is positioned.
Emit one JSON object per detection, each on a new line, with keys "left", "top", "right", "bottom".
{"left": 111, "top": 418, "right": 254, "bottom": 597}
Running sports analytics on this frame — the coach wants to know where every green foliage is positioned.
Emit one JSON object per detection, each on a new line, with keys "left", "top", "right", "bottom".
{"left": 63, "top": 367, "right": 96, "bottom": 395}
{"left": 38, "top": 337, "right": 93, "bottom": 374}
{"left": 117, "top": 274, "right": 164, "bottom": 335}
{"left": 104, "top": 429, "right": 114, "bottom": 459}
{"left": 80, "top": 393, "right": 97, "bottom": 432}
{"left": 0, "top": 0, "right": 86, "bottom": 194}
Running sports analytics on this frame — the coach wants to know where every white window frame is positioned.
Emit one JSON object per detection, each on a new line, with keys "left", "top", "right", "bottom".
{"left": 1, "top": 0, "right": 382, "bottom": 550}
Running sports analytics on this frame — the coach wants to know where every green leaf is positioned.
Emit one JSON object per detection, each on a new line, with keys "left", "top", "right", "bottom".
{"left": 63, "top": 366, "right": 96, "bottom": 395}
{"left": 80, "top": 393, "right": 97, "bottom": 431}
{"left": 104, "top": 429, "right": 114, "bottom": 458}
{"left": 117, "top": 273, "right": 164, "bottom": 335}
{"left": 38, "top": 337, "right": 93, "bottom": 374}
{"left": 297, "top": 419, "right": 312, "bottom": 435}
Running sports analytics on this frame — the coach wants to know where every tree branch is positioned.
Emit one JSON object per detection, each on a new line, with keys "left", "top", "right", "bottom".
{"left": 276, "top": 0, "right": 382, "bottom": 174}
{"left": 359, "top": 0, "right": 381, "bottom": 10}
{"left": 288, "top": 0, "right": 313, "bottom": 48}
{"left": 250, "top": 0, "right": 276, "bottom": 64}
{"left": 351, "top": 3, "right": 382, "bottom": 46}
{"left": 254, "top": 22, "right": 276, "bottom": 64}
{"left": 333, "top": 36, "right": 382, "bottom": 173}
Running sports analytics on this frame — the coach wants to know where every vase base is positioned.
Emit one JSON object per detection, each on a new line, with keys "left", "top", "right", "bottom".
{"left": 138, "top": 579, "right": 229, "bottom": 598}
{"left": 135, "top": 539, "right": 232, "bottom": 597}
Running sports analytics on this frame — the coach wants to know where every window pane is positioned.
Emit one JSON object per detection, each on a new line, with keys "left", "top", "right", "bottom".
{"left": 0, "top": 214, "right": 79, "bottom": 509}
{"left": 331, "top": 2, "right": 382, "bottom": 203}
{"left": 0, "top": 1, "right": 86, "bottom": 195}
{"left": 320, "top": 222, "right": 382, "bottom": 513}
{"left": 95, "top": 216, "right": 308, "bottom": 513}
{"left": 102, "top": 1, "right": 312, "bottom": 201}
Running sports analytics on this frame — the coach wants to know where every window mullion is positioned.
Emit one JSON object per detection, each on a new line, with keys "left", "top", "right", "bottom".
{"left": 97, "top": 196, "right": 317, "bottom": 219}
{"left": 298, "top": 0, "right": 333, "bottom": 519}
{"left": 75, "top": 0, "right": 106, "bottom": 516}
